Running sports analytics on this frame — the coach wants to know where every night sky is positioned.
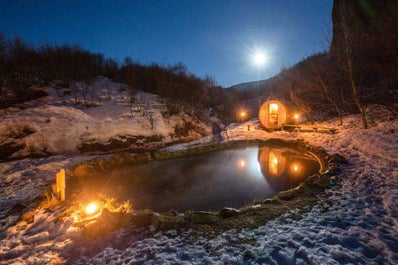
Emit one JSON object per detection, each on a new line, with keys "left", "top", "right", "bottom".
{"left": 0, "top": 0, "right": 333, "bottom": 87}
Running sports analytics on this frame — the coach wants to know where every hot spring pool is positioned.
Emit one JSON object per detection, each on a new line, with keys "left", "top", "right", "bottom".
{"left": 67, "top": 144, "right": 320, "bottom": 212}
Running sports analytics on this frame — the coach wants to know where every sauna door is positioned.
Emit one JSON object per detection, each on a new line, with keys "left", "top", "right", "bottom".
{"left": 268, "top": 103, "right": 279, "bottom": 128}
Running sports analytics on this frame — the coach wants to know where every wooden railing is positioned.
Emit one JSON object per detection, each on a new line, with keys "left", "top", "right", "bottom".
{"left": 282, "top": 124, "right": 338, "bottom": 134}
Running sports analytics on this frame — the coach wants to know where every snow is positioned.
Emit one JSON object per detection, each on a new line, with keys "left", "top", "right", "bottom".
{"left": 0, "top": 78, "right": 211, "bottom": 158}
{"left": 1, "top": 80, "right": 397, "bottom": 264}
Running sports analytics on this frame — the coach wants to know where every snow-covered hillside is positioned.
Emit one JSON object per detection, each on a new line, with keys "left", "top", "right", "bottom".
{"left": 227, "top": 79, "right": 271, "bottom": 91}
{"left": 0, "top": 77, "right": 214, "bottom": 160}
{"left": 0, "top": 80, "right": 397, "bottom": 264}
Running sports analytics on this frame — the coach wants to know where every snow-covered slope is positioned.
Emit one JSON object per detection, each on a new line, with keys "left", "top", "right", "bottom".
{"left": 0, "top": 77, "right": 213, "bottom": 159}
{"left": 227, "top": 78, "right": 271, "bottom": 91}
{"left": 0, "top": 104, "right": 397, "bottom": 264}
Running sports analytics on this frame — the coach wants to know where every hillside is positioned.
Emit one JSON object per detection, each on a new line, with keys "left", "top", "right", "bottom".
{"left": 227, "top": 79, "right": 269, "bottom": 91}
{"left": 227, "top": 75, "right": 282, "bottom": 96}
{"left": 0, "top": 77, "right": 219, "bottom": 161}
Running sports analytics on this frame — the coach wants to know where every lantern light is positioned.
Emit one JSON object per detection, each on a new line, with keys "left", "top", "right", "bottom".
{"left": 240, "top": 111, "right": 246, "bottom": 123}
{"left": 85, "top": 202, "right": 99, "bottom": 215}
{"left": 291, "top": 163, "right": 301, "bottom": 174}
{"left": 239, "top": 159, "right": 246, "bottom": 168}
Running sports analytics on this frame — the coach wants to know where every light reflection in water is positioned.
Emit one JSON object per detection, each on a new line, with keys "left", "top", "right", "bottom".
{"left": 238, "top": 159, "right": 246, "bottom": 169}
{"left": 258, "top": 146, "right": 320, "bottom": 191}
{"left": 292, "top": 163, "right": 300, "bottom": 173}
{"left": 68, "top": 144, "right": 320, "bottom": 212}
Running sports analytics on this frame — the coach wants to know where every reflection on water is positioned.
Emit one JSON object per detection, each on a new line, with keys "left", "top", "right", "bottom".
{"left": 258, "top": 146, "right": 320, "bottom": 191}
{"left": 68, "top": 144, "right": 320, "bottom": 212}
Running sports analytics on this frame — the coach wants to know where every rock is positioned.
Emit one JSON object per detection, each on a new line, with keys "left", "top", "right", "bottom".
{"left": 153, "top": 151, "right": 174, "bottom": 160}
{"left": 263, "top": 199, "right": 278, "bottom": 204}
{"left": 188, "top": 211, "right": 218, "bottom": 224}
{"left": 0, "top": 142, "right": 26, "bottom": 159}
{"left": 98, "top": 208, "right": 119, "bottom": 230}
{"left": 131, "top": 212, "right": 154, "bottom": 227}
{"left": 83, "top": 209, "right": 128, "bottom": 238}
{"left": 304, "top": 174, "right": 330, "bottom": 189}
{"left": 152, "top": 213, "right": 185, "bottom": 230}
{"left": 101, "top": 208, "right": 131, "bottom": 226}
{"left": 83, "top": 222, "right": 105, "bottom": 238}
{"left": 243, "top": 250, "right": 255, "bottom": 260}
{"left": 329, "top": 153, "right": 347, "bottom": 163}
{"left": 6, "top": 203, "right": 26, "bottom": 217}
{"left": 277, "top": 188, "right": 300, "bottom": 200}
{"left": 101, "top": 208, "right": 112, "bottom": 219}
{"left": 219, "top": 208, "right": 240, "bottom": 218}
{"left": 329, "top": 175, "right": 339, "bottom": 187}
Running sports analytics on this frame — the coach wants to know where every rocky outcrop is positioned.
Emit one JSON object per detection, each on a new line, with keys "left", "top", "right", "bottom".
{"left": 0, "top": 142, "right": 26, "bottom": 160}
{"left": 78, "top": 134, "right": 164, "bottom": 154}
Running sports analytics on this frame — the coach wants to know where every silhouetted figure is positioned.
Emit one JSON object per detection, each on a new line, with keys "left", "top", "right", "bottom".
{"left": 212, "top": 122, "right": 223, "bottom": 142}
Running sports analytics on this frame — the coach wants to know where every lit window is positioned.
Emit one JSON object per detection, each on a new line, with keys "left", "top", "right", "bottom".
{"left": 269, "top": 103, "right": 278, "bottom": 115}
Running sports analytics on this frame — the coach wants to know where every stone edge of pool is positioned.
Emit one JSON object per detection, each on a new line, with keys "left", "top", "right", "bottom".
{"left": 64, "top": 138, "right": 346, "bottom": 237}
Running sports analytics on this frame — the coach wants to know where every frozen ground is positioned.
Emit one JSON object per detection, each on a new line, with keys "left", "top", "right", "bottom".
{"left": 0, "top": 77, "right": 211, "bottom": 158}
{"left": 0, "top": 81, "right": 397, "bottom": 264}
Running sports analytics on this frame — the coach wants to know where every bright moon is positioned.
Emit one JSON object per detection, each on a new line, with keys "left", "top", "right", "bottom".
{"left": 254, "top": 52, "right": 266, "bottom": 66}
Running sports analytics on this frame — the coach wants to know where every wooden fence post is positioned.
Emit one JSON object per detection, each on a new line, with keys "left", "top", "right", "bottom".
{"left": 56, "top": 169, "right": 66, "bottom": 201}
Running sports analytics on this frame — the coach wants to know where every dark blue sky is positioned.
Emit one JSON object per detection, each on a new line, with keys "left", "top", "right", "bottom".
{"left": 0, "top": 0, "right": 333, "bottom": 87}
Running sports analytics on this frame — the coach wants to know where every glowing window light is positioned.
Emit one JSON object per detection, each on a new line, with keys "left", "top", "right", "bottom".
{"left": 85, "top": 202, "right": 99, "bottom": 215}
{"left": 269, "top": 151, "right": 279, "bottom": 176}
{"left": 269, "top": 103, "right": 278, "bottom": 115}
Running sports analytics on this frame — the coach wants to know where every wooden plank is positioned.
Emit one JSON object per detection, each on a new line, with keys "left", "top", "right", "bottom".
{"left": 56, "top": 169, "right": 65, "bottom": 201}
{"left": 282, "top": 125, "right": 301, "bottom": 132}
{"left": 282, "top": 124, "right": 338, "bottom": 134}
{"left": 315, "top": 127, "right": 339, "bottom": 134}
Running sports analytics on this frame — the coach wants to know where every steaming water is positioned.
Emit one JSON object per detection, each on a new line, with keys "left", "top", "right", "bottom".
{"left": 68, "top": 144, "right": 320, "bottom": 212}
